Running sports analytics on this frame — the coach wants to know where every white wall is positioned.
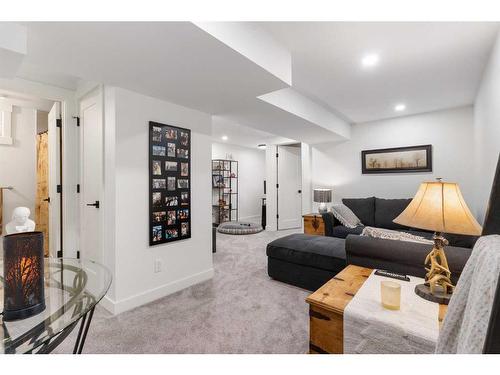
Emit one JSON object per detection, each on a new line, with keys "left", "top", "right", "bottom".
{"left": 311, "top": 106, "right": 477, "bottom": 215}
{"left": 211, "top": 142, "right": 265, "bottom": 221}
{"left": 103, "top": 87, "right": 213, "bottom": 314}
{"left": 474, "top": 31, "right": 500, "bottom": 224}
{"left": 0, "top": 104, "right": 36, "bottom": 232}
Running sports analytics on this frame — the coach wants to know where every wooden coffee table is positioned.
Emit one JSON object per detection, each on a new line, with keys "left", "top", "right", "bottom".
{"left": 306, "top": 265, "right": 447, "bottom": 354}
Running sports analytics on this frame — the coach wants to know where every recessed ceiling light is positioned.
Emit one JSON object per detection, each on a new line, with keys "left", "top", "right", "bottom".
{"left": 361, "top": 53, "right": 379, "bottom": 68}
{"left": 394, "top": 104, "right": 406, "bottom": 112}
{"left": 221, "top": 135, "right": 228, "bottom": 141}
{"left": 257, "top": 144, "right": 266, "bottom": 149}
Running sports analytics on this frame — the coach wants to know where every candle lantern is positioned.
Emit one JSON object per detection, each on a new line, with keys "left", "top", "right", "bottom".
{"left": 2, "top": 231, "right": 45, "bottom": 321}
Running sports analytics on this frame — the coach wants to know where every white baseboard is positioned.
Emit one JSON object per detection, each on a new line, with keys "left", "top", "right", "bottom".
{"left": 99, "top": 268, "right": 214, "bottom": 315}
{"left": 99, "top": 295, "right": 117, "bottom": 314}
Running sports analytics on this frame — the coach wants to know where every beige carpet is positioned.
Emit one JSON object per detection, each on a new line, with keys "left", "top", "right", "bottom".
{"left": 54, "top": 228, "right": 309, "bottom": 353}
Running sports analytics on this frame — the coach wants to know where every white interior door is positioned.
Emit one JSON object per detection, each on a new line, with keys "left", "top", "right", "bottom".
{"left": 47, "top": 102, "right": 61, "bottom": 257}
{"left": 277, "top": 145, "right": 302, "bottom": 230}
{"left": 79, "top": 92, "right": 103, "bottom": 262}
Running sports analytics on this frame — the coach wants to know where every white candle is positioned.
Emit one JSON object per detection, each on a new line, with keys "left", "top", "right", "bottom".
{"left": 381, "top": 280, "right": 401, "bottom": 310}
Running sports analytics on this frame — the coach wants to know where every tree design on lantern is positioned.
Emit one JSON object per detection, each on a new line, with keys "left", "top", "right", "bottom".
{"left": 3, "top": 231, "right": 45, "bottom": 321}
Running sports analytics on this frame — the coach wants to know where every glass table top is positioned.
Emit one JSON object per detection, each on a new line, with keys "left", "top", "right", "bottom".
{"left": 0, "top": 258, "right": 112, "bottom": 354}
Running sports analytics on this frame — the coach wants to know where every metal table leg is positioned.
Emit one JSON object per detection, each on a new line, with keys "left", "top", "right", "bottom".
{"left": 73, "top": 307, "right": 95, "bottom": 354}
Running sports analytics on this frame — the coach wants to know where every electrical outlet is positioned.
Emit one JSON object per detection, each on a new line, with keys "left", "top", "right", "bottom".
{"left": 154, "top": 259, "right": 162, "bottom": 273}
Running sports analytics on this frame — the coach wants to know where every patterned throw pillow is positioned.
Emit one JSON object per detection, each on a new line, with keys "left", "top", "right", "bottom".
{"left": 330, "top": 203, "right": 362, "bottom": 228}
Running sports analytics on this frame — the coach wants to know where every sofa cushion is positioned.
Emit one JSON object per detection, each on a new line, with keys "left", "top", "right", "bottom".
{"left": 331, "top": 225, "right": 364, "bottom": 239}
{"left": 407, "top": 229, "right": 478, "bottom": 249}
{"left": 343, "top": 197, "right": 375, "bottom": 227}
{"left": 375, "top": 198, "right": 411, "bottom": 230}
{"left": 444, "top": 233, "right": 479, "bottom": 249}
{"left": 345, "top": 235, "right": 472, "bottom": 284}
{"left": 267, "top": 257, "right": 340, "bottom": 291}
{"left": 266, "top": 233, "right": 346, "bottom": 272}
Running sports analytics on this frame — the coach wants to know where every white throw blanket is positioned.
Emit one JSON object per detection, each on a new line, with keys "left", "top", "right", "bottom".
{"left": 344, "top": 270, "right": 440, "bottom": 354}
{"left": 361, "top": 226, "right": 433, "bottom": 244}
{"left": 435, "top": 235, "right": 500, "bottom": 353}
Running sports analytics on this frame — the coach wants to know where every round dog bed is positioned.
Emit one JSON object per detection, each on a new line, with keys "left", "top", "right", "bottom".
{"left": 217, "top": 221, "right": 263, "bottom": 235}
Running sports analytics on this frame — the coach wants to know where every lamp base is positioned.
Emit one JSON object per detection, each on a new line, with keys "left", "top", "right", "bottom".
{"left": 318, "top": 203, "right": 328, "bottom": 214}
{"left": 415, "top": 284, "right": 451, "bottom": 305}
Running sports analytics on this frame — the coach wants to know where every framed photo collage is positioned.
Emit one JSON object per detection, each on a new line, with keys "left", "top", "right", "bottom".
{"left": 149, "top": 121, "right": 191, "bottom": 245}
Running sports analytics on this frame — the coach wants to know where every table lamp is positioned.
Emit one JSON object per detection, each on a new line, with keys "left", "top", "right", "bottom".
{"left": 393, "top": 179, "right": 482, "bottom": 304}
{"left": 314, "top": 189, "right": 332, "bottom": 214}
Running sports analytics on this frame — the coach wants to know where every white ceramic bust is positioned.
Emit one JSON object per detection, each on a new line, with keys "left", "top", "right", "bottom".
{"left": 5, "top": 207, "right": 36, "bottom": 234}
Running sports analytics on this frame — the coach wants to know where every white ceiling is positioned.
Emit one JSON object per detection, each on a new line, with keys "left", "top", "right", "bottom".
{"left": 0, "top": 88, "right": 54, "bottom": 111}
{"left": 22, "top": 22, "right": 288, "bottom": 115}
{"left": 17, "top": 22, "right": 348, "bottom": 145}
{"left": 211, "top": 115, "right": 295, "bottom": 149}
{"left": 260, "top": 22, "right": 499, "bottom": 123}
{"left": 219, "top": 96, "right": 346, "bottom": 144}
{"left": 16, "top": 62, "right": 80, "bottom": 91}
{"left": 6, "top": 22, "right": 500, "bottom": 146}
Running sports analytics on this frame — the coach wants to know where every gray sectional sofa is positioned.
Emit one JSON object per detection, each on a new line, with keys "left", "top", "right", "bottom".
{"left": 267, "top": 196, "right": 477, "bottom": 291}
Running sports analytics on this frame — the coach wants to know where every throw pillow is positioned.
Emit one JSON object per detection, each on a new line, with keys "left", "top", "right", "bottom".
{"left": 361, "top": 226, "right": 433, "bottom": 244}
{"left": 330, "top": 203, "right": 363, "bottom": 228}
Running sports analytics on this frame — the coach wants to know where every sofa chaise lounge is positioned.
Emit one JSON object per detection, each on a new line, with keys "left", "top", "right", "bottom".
{"left": 267, "top": 196, "right": 482, "bottom": 291}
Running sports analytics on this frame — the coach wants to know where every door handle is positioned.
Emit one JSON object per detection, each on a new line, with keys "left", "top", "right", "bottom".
{"left": 86, "top": 200, "right": 100, "bottom": 209}
{"left": 298, "top": 190, "right": 302, "bottom": 194}
{"left": 43, "top": 197, "right": 51, "bottom": 203}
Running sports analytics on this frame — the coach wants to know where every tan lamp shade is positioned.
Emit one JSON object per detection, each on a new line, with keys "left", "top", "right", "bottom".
{"left": 393, "top": 181, "right": 482, "bottom": 236}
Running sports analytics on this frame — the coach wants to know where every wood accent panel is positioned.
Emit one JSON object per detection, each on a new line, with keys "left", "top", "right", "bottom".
{"left": 36, "top": 132, "right": 49, "bottom": 256}
{"left": 303, "top": 213, "right": 325, "bottom": 236}
{"left": 306, "top": 265, "right": 447, "bottom": 354}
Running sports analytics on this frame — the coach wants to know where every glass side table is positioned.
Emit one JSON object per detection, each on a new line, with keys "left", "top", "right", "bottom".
{"left": 0, "top": 258, "right": 112, "bottom": 354}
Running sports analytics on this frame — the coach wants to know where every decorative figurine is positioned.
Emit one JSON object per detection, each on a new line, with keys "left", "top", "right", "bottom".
{"left": 5, "top": 207, "right": 36, "bottom": 234}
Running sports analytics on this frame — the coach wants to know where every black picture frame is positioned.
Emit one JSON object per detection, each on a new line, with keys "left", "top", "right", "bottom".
{"left": 361, "top": 144, "right": 432, "bottom": 174}
{"left": 149, "top": 121, "right": 191, "bottom": 246}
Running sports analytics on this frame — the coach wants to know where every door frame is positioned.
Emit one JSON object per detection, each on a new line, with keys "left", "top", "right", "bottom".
{"left": 276, "top": 144, "right": 302, "bottom": 230}
{"left": 78, "top": 87, "right": 104, "bottom": 263}
{"left": 47, "top": 101, "right": 63, "bottom": 257}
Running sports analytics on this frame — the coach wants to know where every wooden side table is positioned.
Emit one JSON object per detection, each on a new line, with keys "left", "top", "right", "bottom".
{"left": 303, "top": 213, "right": 325, "bottom": 236}
{"left": 305, "top": 265, "right": 447, "bottom": 354}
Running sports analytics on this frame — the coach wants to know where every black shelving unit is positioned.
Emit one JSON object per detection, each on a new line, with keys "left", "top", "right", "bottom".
{"left": 212, "top": 159, "right": 238, "bottom": 225}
